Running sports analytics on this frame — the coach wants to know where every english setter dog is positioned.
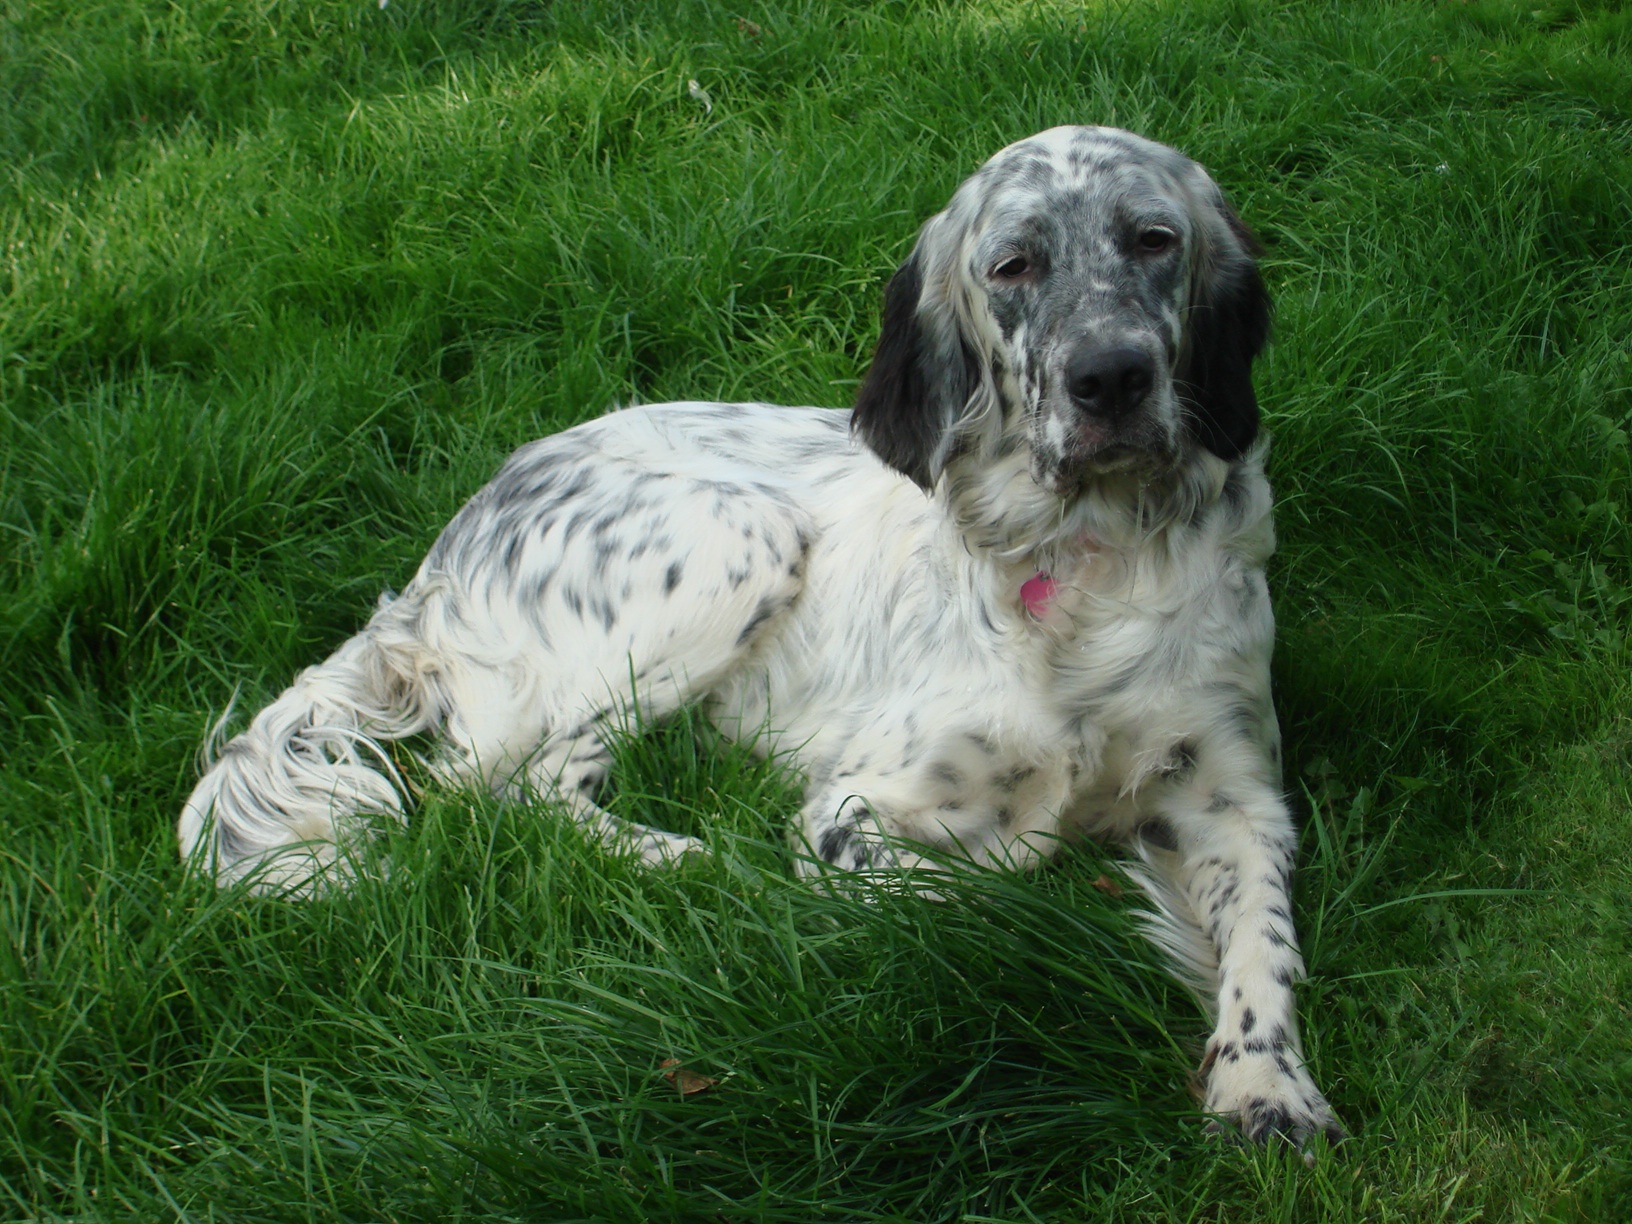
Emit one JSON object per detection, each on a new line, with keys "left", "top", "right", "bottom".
{"left": 181, "top": 126, "right": 1343, "bottom": 1148}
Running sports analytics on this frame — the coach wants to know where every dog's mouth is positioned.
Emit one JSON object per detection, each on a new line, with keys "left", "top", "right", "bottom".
{"left": 1023, "top": 388, "right": 1182, "bottom": 496}
{"left": 1032, "top": 435, "right": 1178, "bottom": 496}
{"left": 1081, "top": 444, "right": 1155, "bottom": 474}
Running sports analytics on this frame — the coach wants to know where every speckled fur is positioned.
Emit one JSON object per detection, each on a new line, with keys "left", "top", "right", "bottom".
{"left": 180, "top": 127, "right": 1341, "bottom": 1150}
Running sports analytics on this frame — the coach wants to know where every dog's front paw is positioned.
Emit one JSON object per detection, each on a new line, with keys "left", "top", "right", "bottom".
{"left": 1201, "top": 1039, "right": 1344, "bottom": 1158}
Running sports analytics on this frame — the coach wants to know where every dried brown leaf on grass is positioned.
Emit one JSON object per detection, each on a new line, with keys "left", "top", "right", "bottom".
{"left": 659, "top": 1058, "right": 719, "bottom": 1096}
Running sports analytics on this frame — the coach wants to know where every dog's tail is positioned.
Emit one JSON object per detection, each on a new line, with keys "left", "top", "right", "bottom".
{"left": 178, "top": 592, "right": 442, "bottom": 894}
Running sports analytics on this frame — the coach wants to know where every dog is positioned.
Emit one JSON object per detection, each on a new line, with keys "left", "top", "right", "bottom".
{"left": 180, "top": 126, "right": 1343, "bottom": 1148}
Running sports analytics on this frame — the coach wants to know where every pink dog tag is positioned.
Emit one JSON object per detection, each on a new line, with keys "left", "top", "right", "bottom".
{"left": 1020, "top": 571, "right": 1057, "bottom": 617}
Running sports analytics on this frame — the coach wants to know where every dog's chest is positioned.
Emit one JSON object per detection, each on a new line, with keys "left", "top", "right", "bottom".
{"left": 717, "top": 480, "right": 1273, "bottom": 860}
{"left": 1034, "top": 535, "right": 1265, "bottom": 696}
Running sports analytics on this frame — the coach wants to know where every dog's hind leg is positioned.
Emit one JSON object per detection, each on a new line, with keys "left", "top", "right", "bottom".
{"left": 507, "top": 732, "right": 705, "bottom": 866}
{"left": 410, "top": 466, "right": 817, "bottom": 865}
{"left": 181, "top": 438, "right": 815, "bottom": 888}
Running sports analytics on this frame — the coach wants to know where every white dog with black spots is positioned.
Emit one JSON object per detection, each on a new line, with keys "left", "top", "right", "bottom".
{"left": 181, "top": 126, "right": 1344, "bottom": 1150}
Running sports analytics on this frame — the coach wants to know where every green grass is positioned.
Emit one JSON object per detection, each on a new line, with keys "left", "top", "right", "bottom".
{"left": 2, "top": 0, "right": 1629, "bottom": 1218}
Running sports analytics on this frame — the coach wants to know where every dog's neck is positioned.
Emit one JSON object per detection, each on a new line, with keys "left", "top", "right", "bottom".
{"left": 937, "top": 444, "right": 1238, "bottom": 567}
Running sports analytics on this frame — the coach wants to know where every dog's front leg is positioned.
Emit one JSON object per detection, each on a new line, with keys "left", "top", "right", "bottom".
{"left": 1150, "top": 782, "right": 1344, "bottom": 1152}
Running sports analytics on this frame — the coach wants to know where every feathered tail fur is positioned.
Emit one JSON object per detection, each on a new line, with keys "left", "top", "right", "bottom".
{"left": 178, "top": 593, "right": 440, "bottom": 893}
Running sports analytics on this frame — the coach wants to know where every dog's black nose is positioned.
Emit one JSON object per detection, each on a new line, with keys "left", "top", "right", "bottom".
{"left": 1065, "top": 345, "right": 1155, "bottom": 420}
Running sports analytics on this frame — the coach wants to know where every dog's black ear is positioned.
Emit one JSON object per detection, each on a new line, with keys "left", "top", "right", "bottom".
{"left": 1178, "top": 209, "right": 1270, "bottom": 461}
{"left": 852, "top": 252, "right": 977, "bottom": 491}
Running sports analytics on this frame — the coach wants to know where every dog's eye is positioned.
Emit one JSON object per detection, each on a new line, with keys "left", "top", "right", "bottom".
{"left": 1137, "top": 227, "right": 1177, "bottom": 253}
{"left": 991, "top": 255, "right": 1032, "bottom": 281}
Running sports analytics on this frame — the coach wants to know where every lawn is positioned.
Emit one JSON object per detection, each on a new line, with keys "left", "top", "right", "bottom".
{"left": 2, "top": 0, "right": 1629, "bottom": 1219}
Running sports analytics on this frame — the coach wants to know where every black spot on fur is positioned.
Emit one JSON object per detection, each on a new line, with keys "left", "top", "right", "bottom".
{"left": 818, "top": 826, "right": 853, "bottom": 863}
{"left": 1004, "top": 153, "right": 1060, "bottom": 192}
{"left": 501, "top": 535, "right": 525, "bottom": 578}
{"left": 1241, "top": 1008, "right": 1257, "bottom": 1034}
{"left": 562, "top": 711, "right": 614, "bottom": 744}
{"left": 791, "top": 529, "right": 812, "bottom": 574}
{"left": 1226, "top": 702, "right": 1264, "bottom": 740}
{"left": 215, "top": 819, "right": 251, "bottom": 862}
{"left": 736, "top": 596, "right": 783, "bottom": 647}
{"left": 1166, "top": 739, "right": 1199, "bottom": 779}
{"left": 663, "top": 560, "right": 683, "bottom": 594}
{"left": 1136, "top": 819, "right": 1178, "bottom": 851}
{"left": 1244, "top": 1026, "right": 1290, "bottom": 1056}
{"left": 1244, "top": 1102, "right": 1294, "bottom": 1143}
{"left": 819, "top": 822, "right": 873, "bottom": 870}
{"left": 990, "top": 292, "right": 1025, "bottom": 341}
{"left": 993, "top": 764, "right": 1037, "bottom": 794}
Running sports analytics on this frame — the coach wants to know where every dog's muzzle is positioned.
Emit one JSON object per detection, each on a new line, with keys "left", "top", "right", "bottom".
{"left": 1044, "top": 339, "right": 1176, "bottom": 481}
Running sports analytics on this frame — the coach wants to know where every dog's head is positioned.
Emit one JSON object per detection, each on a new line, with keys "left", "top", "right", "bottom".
{"left": 852, "top": 126, "right": 1269, "bottom": 496}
